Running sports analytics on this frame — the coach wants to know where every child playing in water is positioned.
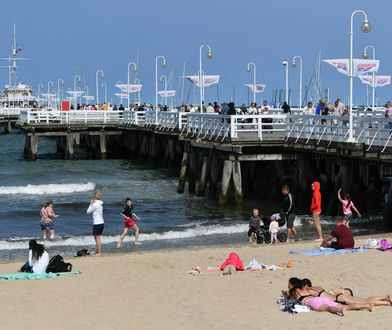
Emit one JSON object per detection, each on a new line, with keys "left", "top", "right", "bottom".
{"left": 40, "top": 200, "right": 59, "bottom": 240}
{"left": 117, "top": 198, "right": 141, "bottom": 247}
{"left": 337, "top": 188, "right": 361, "bottom": 226}
{"left": 248, "top": 208, "right": 261, "bottom": 243}
{"left": 269, "top": 217, "right": 279, "bottom": 244}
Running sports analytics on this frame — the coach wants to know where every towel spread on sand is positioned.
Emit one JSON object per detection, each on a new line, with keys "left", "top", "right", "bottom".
{"left": 289, "top": 248, "right": 367, "bottom": 256}
{"left": 0, "top": 270, "right": 81, "bottom": 280}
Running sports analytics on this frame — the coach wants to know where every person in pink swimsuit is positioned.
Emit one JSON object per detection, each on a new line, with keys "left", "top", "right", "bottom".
{"left": 338, "top": 188, "right": 361, "bottom": 226}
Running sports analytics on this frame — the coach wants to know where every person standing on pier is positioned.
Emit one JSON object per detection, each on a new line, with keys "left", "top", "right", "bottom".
{"left": 281, "top": 185, "right": 298, "bottom": 242}
{"left": 310, "top": 182, "right": 323, "bottom": 241}
{"left": 87, "top": 191, "right": 105, "bottom": 256}
{"left": 282, "top": 101, "right": 291, "bottom": 114}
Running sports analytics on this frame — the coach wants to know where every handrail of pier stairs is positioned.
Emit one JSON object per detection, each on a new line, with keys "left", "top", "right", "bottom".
{"left": 316, "top": 126, "right": 328, "bottom": 145}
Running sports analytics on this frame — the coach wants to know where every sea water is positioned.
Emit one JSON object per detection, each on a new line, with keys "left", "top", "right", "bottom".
{"left": 0, "top": 131, "right": 383, "bottom": 261}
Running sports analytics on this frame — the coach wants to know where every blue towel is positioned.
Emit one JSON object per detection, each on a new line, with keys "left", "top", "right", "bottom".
{"left": 0, "top": 270, "right": 81, "bottom": 280}
{"left": 289, "top": 248, "right": 367, "bottom": 256}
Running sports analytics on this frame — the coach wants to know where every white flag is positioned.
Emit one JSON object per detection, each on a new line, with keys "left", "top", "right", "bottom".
{"left": 185, "top": 75, "right": 220, "bottom": 87}
{"left": 115, "top": 84, "right": 142, "bottom": 93}
{"left": 157, "top": 90, "right": 176, "bottom": 97}
{"left": 358, "top": 75, "right": 391, "bottom": 88}
{"left": 323, "top": 59, "right": 379, "bottom": 76}
{"left": 244, "top": 84, "right": 266, "bottom": 93}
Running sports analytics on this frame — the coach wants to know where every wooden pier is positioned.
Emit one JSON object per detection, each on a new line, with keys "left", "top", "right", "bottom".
{"left": 15, "top": 109, "right": 392, "bottom": 222}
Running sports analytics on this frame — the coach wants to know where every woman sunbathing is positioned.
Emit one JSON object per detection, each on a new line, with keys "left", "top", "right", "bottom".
{"left": 300, "top": 278, "right": 392, "bottom": 307}
{"left": 287, "top": 278, "right": 373, "bottom": 316}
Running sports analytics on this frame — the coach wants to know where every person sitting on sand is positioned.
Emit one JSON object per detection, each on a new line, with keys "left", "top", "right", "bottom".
{"left": 40, "top": 200, "right": 59, "bottom": 240}
{"left": 321, "top": 217, "right": 354, "bottom": 250}
{"left": 117, "top": 198, "right": 141, "bottom": 247}
{"left": 20, "top": 240, "right": 49, "bottom": 274}
{"left": 288, "top": 278, "right": 373, "bottom": 316}
{"left": 248, "top": 208, "right": 261, "bottom": 243}
{"left": 337, "top": 188, "right": 361, "bottom": 227}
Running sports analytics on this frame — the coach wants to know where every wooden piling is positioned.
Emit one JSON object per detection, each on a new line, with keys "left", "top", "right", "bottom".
{"left": 188, "top": 150, "right": 197, "bottom": 193}
{"left": 100, "top": 132, "right": 107, "bottom": 159}
{"left": 209, "top": 154, "right": 220, "bottom": 198}
{"left": 197, "top": 156, "right": 210, "bottom": 197}
{"left": 24, "top": 135, "right": 38, "bottom": 160}
{"left": 219, "top": 160, "right": 233, "bottom": 204}
{"left": 177, "top": 146, "right": 188, "bottom": 194}
{"left": 232, "top": 160, "right": 243, "bottom": 202}
{"left": 4, "top": 121, "right": 12, "bottom": 134}
{"left": 66, "top": 133, "right": 75, "bottom": 159}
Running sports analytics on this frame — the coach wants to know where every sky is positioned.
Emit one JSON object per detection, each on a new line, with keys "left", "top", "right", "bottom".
{"left": 0, "top": 0, "right": 391, "bottom": 107}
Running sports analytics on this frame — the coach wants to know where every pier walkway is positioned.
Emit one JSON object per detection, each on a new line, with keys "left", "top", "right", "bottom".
{"left": 15, "top": 109, "right": 392, "bottom": 158}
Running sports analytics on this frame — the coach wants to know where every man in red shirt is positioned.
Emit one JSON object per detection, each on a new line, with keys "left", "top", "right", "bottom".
{"left": 321, "top": 218, "right": 355, "bottom": 250}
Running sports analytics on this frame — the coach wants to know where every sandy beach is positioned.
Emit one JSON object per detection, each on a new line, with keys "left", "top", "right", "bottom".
{"left": 0, "top": 236, "right": 392, "bottom": 330}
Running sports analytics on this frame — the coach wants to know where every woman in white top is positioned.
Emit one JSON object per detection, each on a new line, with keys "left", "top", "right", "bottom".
{"left": 87, "top": 191, "right": 104, "bottom": 256}
{"left": 20, "top": 240, "right": 49, "bottom": 274}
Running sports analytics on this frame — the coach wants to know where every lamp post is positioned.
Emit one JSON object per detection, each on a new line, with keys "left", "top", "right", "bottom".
{"left": 47, "top": 81, "right": 54, "bottom": 107}
{"left": 101, "top": 82, "right": 107, "bottom": 105}
{"left": 127, "top": 62, "right": 137, "bottom": 110}
{"left": 134, "top": 78, "right": 141, "bottom": 104}
{"left": 57, "top": 78, "right": 64, "bottom": 108}
{"left": 95, "top": 69, "right": 104, "bottom": 108}
{"left": 155, "top": 55, "right": 167, "bottom": 123}
{"left": 363, "top": 45, "right": 376, "bottom": 110}
{"left": 292, "top": 55, "right": 303, "bottom": 108}
{"left": 348, "top": 10, "right": 371, "bottom": 142}
{"left": 159, "top": 75, "right": 168, "bottom": 107}
{"left": 38, "top": 83, "right": 44, "bottom": 104}
{"left": 73, "top": 75, "right": 81, "bottom": 109}
{"left": 282, "top": 60, "right": 289, "bottom": 105}
{"left": 246, "top": 62, "right": 256, "bottom": 104}
{"left": 199, "top": 45, "right": 213, "bottom": 113}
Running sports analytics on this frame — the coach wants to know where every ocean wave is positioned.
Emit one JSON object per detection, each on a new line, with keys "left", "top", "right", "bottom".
{"left": 0, "top": 182, "right": 95, "bottom": 195}
{"left": 0, "top": 223, "right": 249, "bottom": 250}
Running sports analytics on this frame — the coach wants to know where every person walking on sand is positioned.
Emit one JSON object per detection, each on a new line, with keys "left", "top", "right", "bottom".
{"left": 281, "top": 185, "right": 298, "bottom": 242}
{"left": 87, "top": 191, "right": 104, "bottom": 256}
{"left": 337, "top": 188, "right": 361, "bottom": 227}
{"left": 310, "top": 182, "right": 323, "bottom": 241}
{"left": 40, "top": 200, "right": 59, "bottom": 240}
{"left": 117, "top": 198, "right": 141, "bottom": 247}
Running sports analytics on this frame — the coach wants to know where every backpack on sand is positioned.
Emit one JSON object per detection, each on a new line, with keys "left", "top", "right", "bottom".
{"left": 46, "top": 255, "right": 72, "bottom": 273}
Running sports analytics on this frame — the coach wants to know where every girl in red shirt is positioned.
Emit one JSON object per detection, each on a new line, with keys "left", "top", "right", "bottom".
{"left": 310, "top": 182, "right": 323, "bottom": 241}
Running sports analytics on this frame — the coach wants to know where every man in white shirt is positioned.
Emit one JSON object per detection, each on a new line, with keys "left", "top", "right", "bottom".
{"left": 206, "top": 102, "right": 215, "bottom": 113}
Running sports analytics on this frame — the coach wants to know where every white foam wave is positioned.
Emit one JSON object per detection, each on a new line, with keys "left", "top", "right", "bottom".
{"left": 0, "top": 182, "right": 95, "bottom": 195}
{"left": 0, "top": 223, "right": 249, "bottom": 250}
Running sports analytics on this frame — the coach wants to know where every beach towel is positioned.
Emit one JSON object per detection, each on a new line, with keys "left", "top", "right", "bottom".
{"left": 245, "top": 259, "right": 281, "bottom": 271}
{"left": 0, "top": 270, "right": 81, "bottom": 280}
{"left": 289, "top": 248, "right": 367, "bottom": 256}
{"left": 220, "top": 252, "right": 244, "bottom": 271}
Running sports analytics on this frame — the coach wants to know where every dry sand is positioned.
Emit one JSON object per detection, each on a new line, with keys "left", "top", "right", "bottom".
{"left": 1, "top": 236, "right": 392, "bottom": 330}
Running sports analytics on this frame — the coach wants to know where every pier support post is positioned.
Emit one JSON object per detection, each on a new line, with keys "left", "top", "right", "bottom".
{"left": 66, "top": 133, "right": 75, "bottom": 159}
{"left": 209, "top": 154, "right": 220, "bottom": 198}
{"left": 219, "top": 160, "right": 233, "bottom": 204}
{"left": 74, "top": 133, "right": 80, "bottom": 146}
{"left": 197, "top": 156, "right": 210, "bottom": 197}
{"left": 232, "top": 160, "right": 243, "bottom": 202}
{"left": 56, "top": 136, "right": 66, "bottom": 157}
{"left": 177, "top": 147, "right": 188, "bottom": 194}
{"left": 4, "top": 121, "right": 12, "bottom": 133}
{"left": 24, "top": 135, "right": 38, "bottom": 160}
{"left": 100, "top": 132, "right": 107, "bottom": 159}
{"left": 188, "top": 150, "right": 197, "bottom": 194}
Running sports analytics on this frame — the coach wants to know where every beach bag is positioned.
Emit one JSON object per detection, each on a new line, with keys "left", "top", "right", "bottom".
{"left": 75, "top": 249, "right": 90, "bottom": 257}
{"left": 363, "top": 238, "right": 379, "bottom": 249}
{"left": 379, "top": 239, "right": 392, "bottom": 251}
{"left": 46, "top": 255, "right": 72, "bottom": 273}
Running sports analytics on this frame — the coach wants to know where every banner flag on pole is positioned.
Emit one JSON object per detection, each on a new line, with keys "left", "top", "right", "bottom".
{"left": 115, "top": 84, "right": 142, "bottom": 93}
{"left": 323, "top": 59, "right": 380, "bottom": 76}
{"left": 244, "top": 84, "right": 266, "bottom": 93}
{"left": 358, "top": 75, "right": 391, "bottom": 88}
{"left": 157, "top": 90, "right": 176, "bottom": 97}
{"left": 185, "top": 75, "right": 220, "bottom": 87}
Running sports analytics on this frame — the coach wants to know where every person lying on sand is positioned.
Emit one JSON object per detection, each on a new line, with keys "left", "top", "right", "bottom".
{"left": 287, "top": 278, "right": 373, "bottom": 316}
{"left": 283, "top": 278, "right": 392, "bottom": 308}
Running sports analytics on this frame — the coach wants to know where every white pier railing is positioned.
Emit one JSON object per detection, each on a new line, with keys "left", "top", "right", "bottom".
{"left": 0, "top": 107, "right": 29, "bottom": 118}
{"left": 16, "top": 110, "right": 123, "bottom": 126}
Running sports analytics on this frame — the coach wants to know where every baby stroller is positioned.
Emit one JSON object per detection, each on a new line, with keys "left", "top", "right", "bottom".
{"left": 256, "top": 213, "right": 288, "bottom": 244}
